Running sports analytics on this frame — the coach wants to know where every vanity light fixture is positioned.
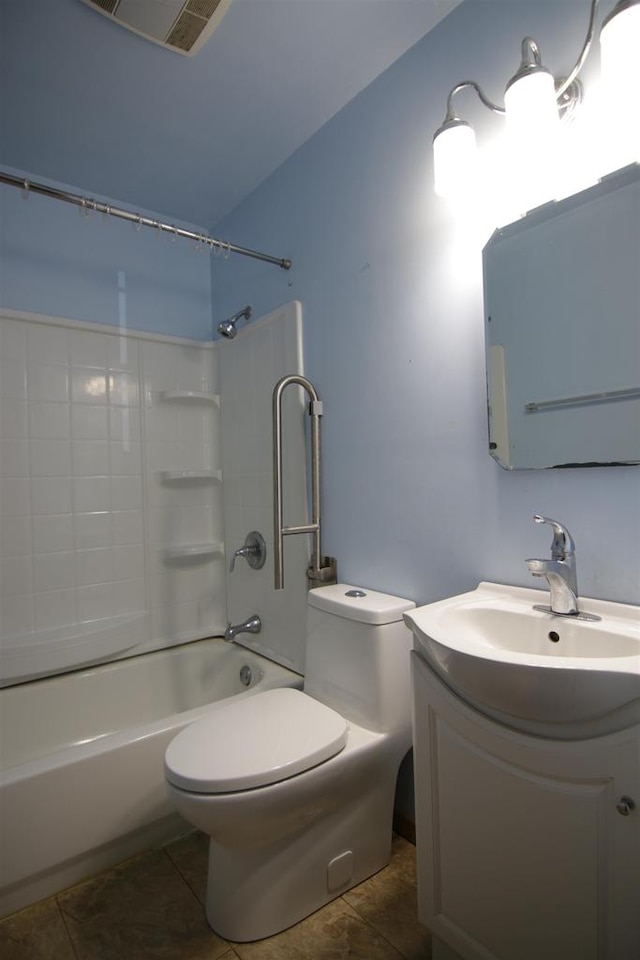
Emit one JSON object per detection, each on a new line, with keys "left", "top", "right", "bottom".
{"left": 433, "top": 0, "right": 640, "bottom": 198}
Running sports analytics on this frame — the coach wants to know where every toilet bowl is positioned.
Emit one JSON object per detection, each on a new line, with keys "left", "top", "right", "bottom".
{"left": 164, "top": 583, "right": 415, "bottom": 942}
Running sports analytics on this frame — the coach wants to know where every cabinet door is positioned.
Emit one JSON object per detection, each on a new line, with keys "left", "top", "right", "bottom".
{"left": 411, "top": 652, "right": 640, "bottom": 960}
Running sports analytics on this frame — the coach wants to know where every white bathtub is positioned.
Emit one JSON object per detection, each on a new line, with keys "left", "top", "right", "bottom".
{"left": 0, "top": 637, "right": 302, "bottom": 918}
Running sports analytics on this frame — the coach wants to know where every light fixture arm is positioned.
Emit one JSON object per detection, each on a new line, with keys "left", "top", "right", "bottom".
{"left": 555, "top": 0, "right": 600, "bottom": 98}
{"left": 504, "top": 36, "right": 550, "bottom": 94}
{"left": 520, "top": 36, "right": 543, "bottom": 68}
{"left": 441, "top": 0, "right": 600, "bottom": 127}
{"left": 443, "top": 80, "right": 505, "bottom": 123}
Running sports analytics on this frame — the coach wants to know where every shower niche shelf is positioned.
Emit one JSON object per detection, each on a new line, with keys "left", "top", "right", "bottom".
{"left": 158, "top": 390, "right": 220, "bottom": 405}
{"left": 163, "top": 542, "right": 224, "bottom": 563}
{"left": 159, "top": 469, "right": 222, "bottom": 484}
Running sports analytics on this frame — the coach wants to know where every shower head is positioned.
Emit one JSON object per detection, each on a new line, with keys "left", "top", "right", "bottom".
{"left": 217, "top": 318, "right": 239, "bottom": 339}
{"left": 217, "top": 305, "right": 252, "bottom": 339}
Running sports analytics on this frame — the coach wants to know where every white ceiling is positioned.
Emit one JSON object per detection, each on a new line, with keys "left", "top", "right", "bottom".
{"left": 0, "top": 0, "right": 461, "bottom": 226}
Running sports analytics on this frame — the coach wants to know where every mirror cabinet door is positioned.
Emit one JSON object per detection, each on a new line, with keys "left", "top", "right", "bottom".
{"left": 483, "top": 163, "right": 640, "bottom": 470}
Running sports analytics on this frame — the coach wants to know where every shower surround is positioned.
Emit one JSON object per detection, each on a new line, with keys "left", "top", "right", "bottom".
{"left": 0, "top": 310, "right": 225, "bottom": 684}
{"left": 0, "top": 299, "right": 312, "bottom": 914}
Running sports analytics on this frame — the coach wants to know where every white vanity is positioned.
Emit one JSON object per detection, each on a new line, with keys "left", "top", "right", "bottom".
{"left": 405, "top": 583, "right": 640, "bottom": 960}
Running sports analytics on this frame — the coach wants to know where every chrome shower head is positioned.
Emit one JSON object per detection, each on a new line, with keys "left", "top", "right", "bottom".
{"left": 217, "top": 305, "right": 252, "bottom": 339}
{"left": 217, "top": 318, "right": 238, "bottom": 339}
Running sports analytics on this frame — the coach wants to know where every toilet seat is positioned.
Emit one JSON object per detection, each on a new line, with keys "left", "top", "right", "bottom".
{"left": 164, "top": 687, "right": 348, "bottom": 794}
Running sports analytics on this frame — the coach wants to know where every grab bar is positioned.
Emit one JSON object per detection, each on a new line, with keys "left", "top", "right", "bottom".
{"left": 272, "top": 375, "right": 336, "bottom": 590}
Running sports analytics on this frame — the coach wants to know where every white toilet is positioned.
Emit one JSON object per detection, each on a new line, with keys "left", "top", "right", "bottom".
{"left": 163, "top": 583, "right": 415, "bottom": 942}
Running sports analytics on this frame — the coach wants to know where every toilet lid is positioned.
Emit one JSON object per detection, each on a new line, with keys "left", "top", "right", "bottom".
{"left": 164, "top": 687, "right": 348, "bottom": 794}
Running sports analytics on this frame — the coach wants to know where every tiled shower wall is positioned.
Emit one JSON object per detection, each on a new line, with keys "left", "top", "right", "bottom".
{"left": 0, "top": 311, "right": 225, "bottom": 684}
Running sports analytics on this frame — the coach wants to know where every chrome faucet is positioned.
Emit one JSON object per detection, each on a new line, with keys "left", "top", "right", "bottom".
{"left": 224, "top": 614, "right": 262, "bottom": 643}
{"left": 525, "top": 515, "right": 580, "bottom": 616}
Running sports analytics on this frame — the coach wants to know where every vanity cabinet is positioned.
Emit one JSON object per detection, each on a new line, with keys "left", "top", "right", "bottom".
{"left": 411, "top": 651, "right": 640, "bottom": 960}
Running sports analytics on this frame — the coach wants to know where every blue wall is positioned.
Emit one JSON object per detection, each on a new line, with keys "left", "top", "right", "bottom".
{"left": 210, "top": 1, "right": 640, "bottom": 606}
{"left": 1, "top": 2, "right": 638, "bottom": 605}
{"left": 0, "top": 170, "right": 213, "bottom": 340}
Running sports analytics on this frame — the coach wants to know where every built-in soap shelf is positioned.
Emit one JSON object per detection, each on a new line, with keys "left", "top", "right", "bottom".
{"left": 163, "top": 542, "right": 224, "bottom": 562}
{"left": 158, "top": 390, "right": 220, "bottom": 406}
{"left": 157, "top": 389, "right": 222, "bottom": 564}
{"left": 159, "top": 469, "right": 222, "bottom": 484}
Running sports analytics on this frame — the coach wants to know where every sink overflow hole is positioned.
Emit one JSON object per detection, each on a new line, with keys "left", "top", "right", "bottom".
{"left": 548, "top": 631, "right": 560, "bottom": 643}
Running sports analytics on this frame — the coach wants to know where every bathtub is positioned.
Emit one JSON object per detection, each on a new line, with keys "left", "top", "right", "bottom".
{"left": 0, "top": 637, "right": 302, "bottom": 918}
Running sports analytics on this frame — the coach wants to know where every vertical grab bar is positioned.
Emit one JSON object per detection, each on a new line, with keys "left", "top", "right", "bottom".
{"left": 272, "top": 375, "right": 336, "bottom": 591}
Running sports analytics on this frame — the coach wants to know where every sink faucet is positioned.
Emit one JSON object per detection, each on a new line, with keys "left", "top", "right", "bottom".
{"left": 525, "top": 515, "right": 579, "bottom": 616}
{"left": 224, "top": 614, "right": 262, "bottom": 643}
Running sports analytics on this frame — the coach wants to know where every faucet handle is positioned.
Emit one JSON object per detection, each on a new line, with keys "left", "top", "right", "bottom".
{"left": 229, "top": 545, "right": 249, "bottom": 572}
{"left": 533, "top": 515, "right": 575, "bottom": 560}
{"left": 229, "top": 531, "right": 267, "bottom": 573}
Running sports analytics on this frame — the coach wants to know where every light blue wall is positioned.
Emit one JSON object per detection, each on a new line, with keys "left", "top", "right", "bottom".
{"left": 210, "top": 1, "right": 640, "bottom": 606}
{"left": 0, "top": 170, "right": 213, "bottom": 340}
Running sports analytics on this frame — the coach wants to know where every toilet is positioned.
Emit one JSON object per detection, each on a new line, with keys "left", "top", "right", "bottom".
{"left": 163, "top": 583, "right": 415, "bottom": 942}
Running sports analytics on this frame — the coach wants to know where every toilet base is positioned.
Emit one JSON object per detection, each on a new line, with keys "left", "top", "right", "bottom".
{"left": 205, "top": 770, "right": 395, "bottom": 941}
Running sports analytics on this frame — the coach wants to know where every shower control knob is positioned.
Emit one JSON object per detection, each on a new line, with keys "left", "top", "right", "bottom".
{"left": 616, "top": 796, "right": 636, "bottom": 816}
{"left": 229, "top": 531, "right": 266, "bottom": 572}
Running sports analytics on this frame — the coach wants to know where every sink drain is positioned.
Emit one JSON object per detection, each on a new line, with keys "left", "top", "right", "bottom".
{"left": 548, "top": 631, "right": 560, "bottom": 643}
{"left": 239, "top": 664, "right": 252, "bottom": 687}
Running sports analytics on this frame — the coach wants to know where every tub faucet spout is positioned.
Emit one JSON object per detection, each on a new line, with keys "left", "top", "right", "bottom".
{"left": 525, "top": 514, "right": 579, "bottom": 616}
{"left": 224, "top": 614, "right": 262, "bottom": 643}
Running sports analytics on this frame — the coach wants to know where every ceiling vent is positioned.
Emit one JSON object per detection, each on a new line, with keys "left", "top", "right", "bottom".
{"left": 79, "top": 0, "right": 233, "bottom": 56}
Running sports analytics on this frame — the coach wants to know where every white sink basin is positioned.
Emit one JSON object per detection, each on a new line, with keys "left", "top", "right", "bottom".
{"left": 405, "top": 582, "right": 640, "bottom": 738}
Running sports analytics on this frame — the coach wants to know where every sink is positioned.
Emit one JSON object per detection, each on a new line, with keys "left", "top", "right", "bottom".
{"left": 404, "top": 582, "right": 640, "bottom": 738}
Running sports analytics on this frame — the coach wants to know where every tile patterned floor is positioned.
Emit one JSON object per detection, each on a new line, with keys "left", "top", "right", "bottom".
{"left": 0, "top": 833, "right": 431, "bottom": 960}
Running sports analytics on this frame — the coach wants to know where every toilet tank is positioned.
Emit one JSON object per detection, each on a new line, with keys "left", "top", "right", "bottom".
{"left": 304, "top": 584, "right": 415, "bottom": 733}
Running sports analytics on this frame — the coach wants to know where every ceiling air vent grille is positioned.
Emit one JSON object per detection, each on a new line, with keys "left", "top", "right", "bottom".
{"left": 167, "top": 0, "right": 226, "bottom": 53}
{"left": 79, "top": 0, "right": 233, "bottom": 56}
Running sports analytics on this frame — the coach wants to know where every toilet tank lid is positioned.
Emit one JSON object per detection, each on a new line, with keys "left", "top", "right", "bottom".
{"left": 308, "top": 583, "right": 415, "bottom": 624}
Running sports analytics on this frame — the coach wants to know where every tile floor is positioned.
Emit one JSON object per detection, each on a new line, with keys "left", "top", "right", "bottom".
{"left": 0, "top": 832, "right": 432, "bottom": 960}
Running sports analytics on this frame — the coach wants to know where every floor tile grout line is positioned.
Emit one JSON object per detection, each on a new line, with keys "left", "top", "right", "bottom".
{"left": 162, "top": 846, "right": 242, "bottom": 957}
{"left": 54, "top": 895, "right": 81, "bottom": 960}
{"left": 340, "top": 897, "right": 412, "bottom": 960}
{"left": 163, "top": 845, "right": 202, "bottom": 902}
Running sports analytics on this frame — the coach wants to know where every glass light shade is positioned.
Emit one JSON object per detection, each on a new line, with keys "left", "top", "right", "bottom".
{"left": 504, "top": 68, "right": 560, "bottom": 140}
{"left": 433, "top": 121, "right": 477, "bottom": 199}
{"left": 600, "top": 2, "right": 640, "bottom": 98}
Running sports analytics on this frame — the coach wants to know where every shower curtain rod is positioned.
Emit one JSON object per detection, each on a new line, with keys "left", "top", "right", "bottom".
{"left": 0, "top": 171, "right": 292, "bottom": 271}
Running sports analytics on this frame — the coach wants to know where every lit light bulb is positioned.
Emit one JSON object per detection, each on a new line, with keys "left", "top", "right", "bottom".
{"left": 503, "top": 56, "right": 561, "bottom": 212}
{"left": 600, "top": 0, "right": 640, "bottom": 162}
{"left": 601, "top": 1, "right": 640, "bottom": 91}
{"left": 504, "top": 67, "right": 560, "bottom": 141}
{"left": 433, "top": 119, "right": 477, "bottom": 199}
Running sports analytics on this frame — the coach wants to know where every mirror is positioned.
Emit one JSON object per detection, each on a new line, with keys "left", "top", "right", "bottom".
{"left": 482, "top": 163, "right": 640, "bottom": 469}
